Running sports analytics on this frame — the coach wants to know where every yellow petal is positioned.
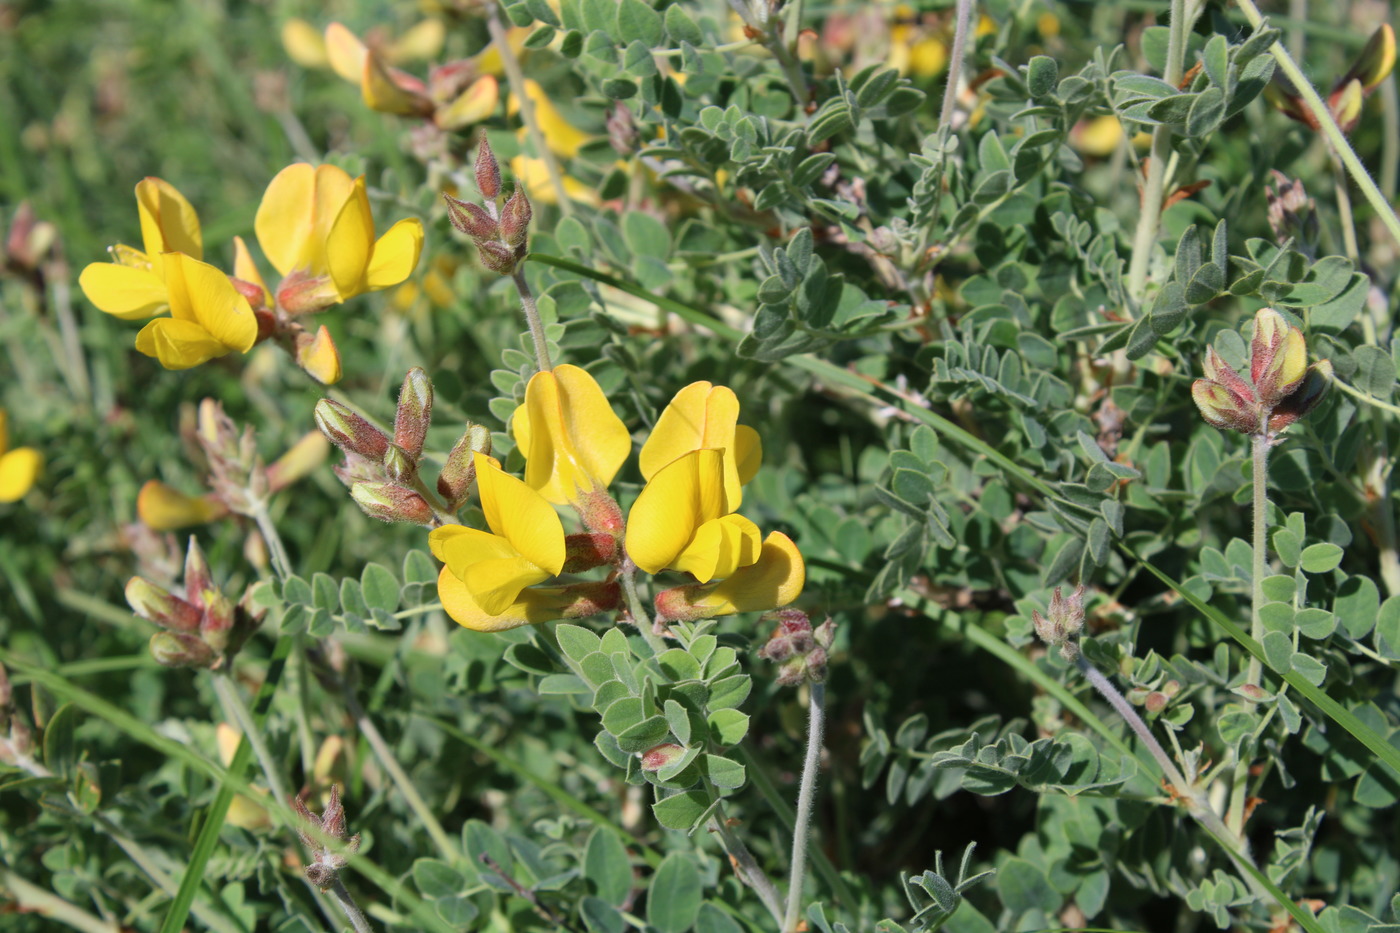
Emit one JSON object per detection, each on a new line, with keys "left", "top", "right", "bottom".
{"left": 255, "top": 163, "right": 316, "bottom": 277}
{"left": 232, "top": 235, "right": 271, "bottom": 307}
{"left": 908, "top": 36, "right": 947, "bottom": 78}
{"left": 508, "top": 155, "right": 597, "bottom": 205}
{"left": 436, "top": 76, "right": 500, "bottom": 130}
{"left": 365, "top": 218, "right": 425, "bottom": 290}
{"left": 474, "top": 26, "right": 529, "bottom": 77}
{"left": 430, "top": 525, "right": 548, "bottom": 617}
{"left": 437, "top": 565, "right": 575, "bottom": 632}
{"left": 135, "top": 177, "right": 202, "bottom": 263}
{"left": 663, "top": 531, "right": 806, "bottom": 619}
{"left": 387, "top": 18, "right": 445, "bottom": 63}
{"left": 266, "top": 431, "right": 329, "bottom": 490}
{"left": 1332, "top": 78, "right": 1364, "bottom": 128}
{"left": 163, "top": 253, "right": 256, "bottom": 352}
{"left": 1072, "top": 115, "right": 1124, "bottom": 157}
{"left": 134, "top": 318, "right": 233, "bottom": 370}
{"left": 513, "top": 80, "right": 592, "bottom": 159}
{"left": 735, "top": 425, "right": 762, "bottom": 485}
{"left": 476, "top": 452, "right": 566, "bottom": 574}
{"left": 295, "top": 325, "right": 342, "bottom": 385}
{"left": 136, "top": 479, "right": 224, "bottom": 529}
{"left": 78, "top": 262, "right": 168, "bottom": 320}
{"left": 640, "top": 382, "right": 753, "bottom": 505}
{"left": 0, "top": 447, "right": 41, "bottom": 503}
{"left": 325, "top": 22, "right": 368, "bottom": 85}
{"left": 362, "top": 52, "right": 429, "bottom": 116}
{"left": 282, "top": 18, "right": 329, "bottom": 69}
{"left": 625, "top": 449, "right": 729, "bottom": 575}
{"left": 520, "top": 365, "right": 632, "bottom": 505}
{"left": 326, "top": 177, "right": 374, "bottom": 298}
{"left": 672, "top": 513, "right": 762, "bottom": 583}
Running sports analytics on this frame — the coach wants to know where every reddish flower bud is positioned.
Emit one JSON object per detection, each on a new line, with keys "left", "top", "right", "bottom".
{"left": 443, "top": 194, "right": 499, "bottom": 241}
{"left": 1032, "top": 583, "right": 1086, "bottom": 660}
{"left": 199, "top": 589, "right": 236, "bottom": 653}
{"left": 351, "top": 482, "right": 434, "bottom": 525}
{"left": 562, "top": 533, "right": 619, "bottom": 572}
{"left": 640, "top": 743, "right": 687, "bottom": 772}
{"left": 475, "top": 138, "right": 502, "bottom": 199}
{"left": 149, "top": 631, "right": 215, "bottom": 669}
{"left": 126, "top": 576, "right": 202, "bottom": 632}
{"left": 229, "top": 276, "right": 268, "bottom": 311}
{"left": 475, "top": 240, "right": 522, "bottom": 275}
{"left": 393, "top": 368, "right": 433, "bottom": 462}
{"left": 276, "top": 268, "right": 340, "bottom": 315}
{"left": 382, "top": 443, "right": 416, "bottom": 484}
{"left": 1144, "top": 692, "right": 1169, "bottom": 714}
{"left": 184, "top": 537, "right": 213, "bottom": 606}
{"left": 573, "top": 487, "right": 625, "bottom": 537}
{"left": 499, "top": 188, "right": 532, "bottom": 247}
{"left": 315, "top": 399, "right": 390, "bottom": 460}
{"left": 557, "top": 581, "right": 622, "bottom": 619}
{"left": 436, "top": 423, "right": 492, "bottom": 507}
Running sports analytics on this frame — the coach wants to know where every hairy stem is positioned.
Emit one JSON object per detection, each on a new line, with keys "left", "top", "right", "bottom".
{"left": 250, "top": 502, "right": 294, "bottom": 581}
{"left": 619, "top": 559, "right": 667, "bottom": 657}
{"left": 330, "top": 879, "right": 377, "bottom": 933}
{"left": 487, "top": 6, "right": 573, "bottom": 215}
{"left": 783, "top": 681, "right": 826, "bottom": 932}
{"left": 1331, "top": 156, "right": 1360, "bottom": 263}
{"left": 1235, "top": 0, "right": 1400, "bottom": 253}
{"left": 708, "top": 809, "right": 785, "bottom": 925}
{"left": 511, "top": 269, "right": 554, "bottom": 374}
{"left": 939, "top": 0, "right": 976, "bottom": 129}
{"left": 1247, "top": 431, "right": 1270, "bottom": 692}
{"left": 0, "top": 867, "right": 120, "bottom": 933}
{"left": 1126, "top": 0, "right": 1199, "bottom": 303}
{"left": 212, "top": 671, "right": 291, "bottom": 805}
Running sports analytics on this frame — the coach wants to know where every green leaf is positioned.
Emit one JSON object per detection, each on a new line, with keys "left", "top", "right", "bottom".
{"left": 361, "top": 563, "right": 400, "bottom": 613}
{"left": 1026, "top": 56, "right": 1058, "bottom": 98}
{"left": 664, "top": 699, "right": 692, "bottom": 745}
{"left": 658, "top": 648, "right": 701, "bottom": 681}
{"left": 581, "top": 897, "right": 626, "bottom": 933}
{"left": 652, "top": 790, "right": 711, "bottom": 831}
{"left": 1300, "top": 543, "right": 1344, "bottom": 574}
{"left": 1333, "top": 575, "right": 1380, "bottom": 639}
{"left": 41, "top": 702, "right": 78, "bottom": 776}
{"left": 695, "top": 903, "right": 744, "bottom": 933}
{"left": 282, "top": 574, "right": 312, "bottom": 606}
{"left": 557, "top": 623, "right": 603, "bottom": 662}
{"left": 647, "top": 853, "right": 703, "bottom": 933}
{"left": 311, "top": 572, "right": 340, "bottom": 611}
{"left": 1186, "top": 86, "right": 1225, "bottom": 136}
{"left": 706, "top": 709, "right": 750, "bottom": 746}
{"left": 707, "top": 675, "right": 751, "bottom": 710}
{"left": 584, "top": 827, "right": 633, "bottom": 905}
{"left": 996, "top": 857, "right": 1062, "bottom": 915}
{"left": 1290, "top": 652, "right": 1327, "bottom": 686}
{"left": 616, "top": 0, "right": 663, "bottom": 46}
{"left": 701, "top": 754, "right": 746, "bottom": 789}
{"left": 1375, "top": 596, "right": 1400, "bottom": 657}
{"left": 413, "top": 859, "right": 465, "bottom": 899}
{"left": 663, "top": 4, "right": 702, "bottom": 45}
{"left": 1353, "top": 345, "right": 1397, "bottom": 397}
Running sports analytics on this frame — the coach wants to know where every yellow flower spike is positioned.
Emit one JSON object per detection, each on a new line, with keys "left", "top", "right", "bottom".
{"left": 0, "top": 409, "right": 41, "bottom": 504}
{"left": 436, "top": 76, "right": 501, "bottom": 131}
{"left": 136, "top": 479, "right": 227, "bottom": 530}
{"left": 428, "top": 453, "right": 565, "bottom": 615}
{"left": 325, "top": 22, "right": 368, "bottom": 85}
{"left": 639, "top": 381, "right": 762, "bottom": 508}
{"left": 514, "top": 364, "right": 631, "bottom": 506}
{"left": 654, "top": 531, "right": 806, "bottom": 622}
{"left": 626, "top": 449, "right": 762, "bottom": 582}
{"left": 509, "top": 80, "right": 593, "bottom": 158}
{"left": 282, "top": 18, "right": 329, "bottom": 69}
{"left": 133, "top": 253, "right": 257, "bottom": 369}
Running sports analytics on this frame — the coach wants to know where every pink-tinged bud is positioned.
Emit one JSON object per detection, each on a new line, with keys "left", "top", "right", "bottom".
{"left": 1032, "top": 583, "right": 1086, "bottom": 660}
{"left": 436, "top": 423, "right": 492, "bottom": 507}
{"left": 1162, "top": 679, "right": 1182, "bottom": 698}
{"left": 382, "top": 443, "right": 416, "bottom": 484}
{"left": 184, "top": 537, "right": 214, "bottom": 606}
{"left": 475, "top": 240, "right": 522, "bottom": 275}
{"left": 277, "top": 269, "right": 340, "bottom": 315}
{"left": 1250, "top": 309, "right": 1308, "bottom": 407}
{"left": 229, "top": 276, "right": 268, "bottom": 311}
{"left": 1202, "top": 347, "right": 1256, "bottom": 404}
{"left": 393, "top": 368, "right": 433, "bottom": 461}
{"left": 5, "top": 202, "right": 57, "bottom": 271}
{"left": 557, "top": 581, "right": 622, "bottom": 619}
{"left": 475, "top": 139, "right": 501, "bottom": 199}
{"left": 1268, "top": 360, "right": 1332, "bottom": 431}
{"left": 759, "top": 609, "right": 830, "bottom": 684}
{"left": 607, "top": 101, "right": 637, "bottom": 155}
{"left": 775, "top": 659, "right": 807, "bottom": 687}
{"left": 640, "top": 743, "right": 687, "bottom": 771}
{"left": 1266, "top": 171, "right": 1318, "bottom": 248}
{"left": 315, "top": 399, "right": 390, "bottom": 460}
{"left": 1144, "top": 692, "right": 1169, "bottom": 714}
{"left": 1192, "top": 379, "right": 1258, "bottom": 434}
{"left": 574, "top": 487, "right": 625, "bottom": 537}
{"left": 149, "top": 631, "right": 216, "bottom": 669}
{"left": 814, "top": 617, "right": 836, "bottom": 649}
{"left": 199, "top": 589, "right": 236, "bottom": 653}
{"left": 126, "top": 576, "right": 202, "bottom": 632}
{"left": 758, "top": 634, "right": 794, "bottom": 662}
{"left": 499, "top": 188, "right": 532, "bottom": 247}
{"left": 333, "top": 451, "right": 384, "bottom": 488}
{"left": 562, "top": 533, "right": 619, "bottom": 572}
{"left": 805, "top": 646, "right": 829, "bottom": 683}
{"left": 443, "top": 195, "right": 499, "bottom": 241}
{"left": 351, "top": 482, "right": 434, "bottom": 525}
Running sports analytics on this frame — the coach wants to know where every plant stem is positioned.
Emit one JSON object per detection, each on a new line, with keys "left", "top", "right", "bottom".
{"left": 1235, "top": 0, "right": 1400, "bottom": 253}
{"left": 619, "top": 560, "right": 667, "bottom": 656}
{"left": 250, "top": 502, "right": 293, "bottom": 581}
{"left": 511, "top": 269, "right": 553, "bottom": 373}
{"left": 331, "top": 879, "right": 377, "bottom": 933}
{"left": 1126, "top": 0, "right": 1198, "bottom": 304}
{"left": 341, "top": 686, "right": 459, "bottom": 864}
{"left": 487, "top": 6, "right": 573, "bottom": 216}
{"left": 1247, "top": 431, "right": 1269, "bottom": 693}
{"left": 782, "top": 681, "right": 826, "bottom": 932}
{"left": 1331, "top": 156, "right": 1360, "bottom": 263}
{"left": 1327, "top": 370, "right": 1400, "bottom": 418}
{"left": 939, "top": 0, "right": 976, "bottom": 129}
{"left": 212, "top": 671, "right": 292, "bottom": 805}
{"left": 707, "top": 809, "right": 785, "bottom": 925}
{"left": 0, "top": 868, "right": 120, "bottom": 933}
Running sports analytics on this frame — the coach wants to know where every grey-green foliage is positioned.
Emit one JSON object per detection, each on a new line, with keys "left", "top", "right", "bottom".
{"left": 275, "top": 549, "right": 439, "bottom": 635}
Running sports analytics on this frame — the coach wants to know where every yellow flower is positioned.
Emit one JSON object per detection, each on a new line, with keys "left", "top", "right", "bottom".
{"left": 512, "top": 365, "right": 631, "bottom": 506}
{"left": 131, "top": 253, "right": 258, "bottom": 369}
{"left": 78, "top": 177, "right": 203, "bottom": 320}
{"left": 638, "top": 381, "right": 761, "bottom": 508}
{"left": 654, "top": 532, "right": 806, "bottom": 622}
{"left": 254, "top": 163, "right": 425, "bottom": 309}
{"left": 508, "top": 80, "right": 593, "bottom": 159}
{"left": 626, "top": 449, "right": 762, "bottom": 582}
{"left": 508, "top": 156, "right": 598, "bottom": 206}
{"left": 0, "top": 409, "right": 41, "bottom": 503}
{"left": 281, "top": 18, "right": 329, "bottom": 69}
{"left": 435, "top": 566, "right": 618, "bottom": 632}
{"left": 137, "top": 480, "right": 227, "bottom": 530}
{"left": 429, "top": 453, "right": 566, "bottom": 616}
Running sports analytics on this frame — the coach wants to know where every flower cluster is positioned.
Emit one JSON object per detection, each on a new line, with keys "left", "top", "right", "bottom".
{"left": 757, "top": 609, "right": 835, "bottom": 685}
{"left": 429, "top": 368, "right": 805, "bottom": 632}
{"left": 1031, "top": 584, "right": 1087, "bottom": 662}
{"left": 78, "top": 168, "right": 423, "bottom": 380}
{"left": 1191, "top": 308, "right": 1331, "bottom": 438}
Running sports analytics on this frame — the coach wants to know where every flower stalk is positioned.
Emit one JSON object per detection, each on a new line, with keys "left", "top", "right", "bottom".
{"left": 783, "top": 681, "right": 825, "bottom": 932}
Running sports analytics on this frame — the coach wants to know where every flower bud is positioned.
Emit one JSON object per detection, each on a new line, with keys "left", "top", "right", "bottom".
{"left": 475, "top": 239, "right": 521, "bottom": 276}
{"left": 1032, "top": 583, "right": 1086, "bottom": 660}
{"left": 382, "top": 443, "right": 417, "bottom": 484}
{"left": 1266, "top": 171, "right": 1317, "bottom": 249}
{"left": 499, "top": 188, "right": 532, "bottom": 247}
{"left": 393, "top": 368, "right": 433, "bottom": 462}
{"left": 229, "top": 276, "right": 268, "bottom": 311}
{"left": 184, "top": 537, "right": 213, "bottom": 606}
{"left": 277, "top": 269, "right": 340, "bottom": 315}
{"left": 437, "top": 423, "right": 492, "bottom": 506}
{"left": 606, "top": 101, "right": 637, "bottom": 155}
{"left": 640, "top": 743, "right": 687, "bottom": 772}
{"left": 199, "top": 589, "right": 236, "bottom": 653}
{"left": 267, "top": 432, "right": 330, "bottom": 492}
{"left": 351, "top": 482, "right": 434, "bottom": 524}
{"left": 315, "top": 399, "right": 390, "bottom": 460}
{"left": 150, "top": 631, "right": 215, "bottom": 669}
{"left": 1269, "top": 360, "right": 1332, "bottom": 431}
{"left": 334, "top": 451, "right": 384, "bottom": 488}
{"left": 4, "top": 202, "right": 56, "bottom": 272}
{"left": 574, "top": 487, "right": 625, "bottom": 537}
{"left": 475, "top": 138, "right": 502, "bottom": 200}
{"left": 562, "top": 533, "right": 619, "bottom": 572}
{"left": 126, "top": 576, "right": 202, "bottom": 632}
{"left": 557, "top": 580, "right": 623, "bottom": 619}
{"left": 1144, "top": 692, "right": 1169, "bottom": 714}
{"left": 1250, "top": 308, "right": 1307, "bottom": 407}
{"left": 444, "top": 194, "right": 499, "bottom": 241}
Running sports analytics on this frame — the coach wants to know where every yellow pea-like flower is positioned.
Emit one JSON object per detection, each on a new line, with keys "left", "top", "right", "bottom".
{"left": 512, "top": 364, "right": 631, "bottom": 506}
{"left": 0, "top": 409, "right": 42, "bottom": 504}
{"left": 654, "top": 532, "right": 806, "bottom": 622}
{"left": 639, "top": 381, "right": 761, "bottom": 508}
{"left": 132, "top": 253, "right": 258, "bottom": 369}
{"left": 254, "top": 163, "right": 425, "bottom": 306}
{"left": 436, "top": 566, "right": 614, "bottom": 632}
{"left": 626, "top": 449, "right": 762, "bottom": 583}
{"left": 429, "top": 453, "right": 566, "bottom": 616}
{"left": 136, "top": 480, "right": 227, "bottom": 530}
{"left": 78, "top": 177, "right": 203, "bottom": 321}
